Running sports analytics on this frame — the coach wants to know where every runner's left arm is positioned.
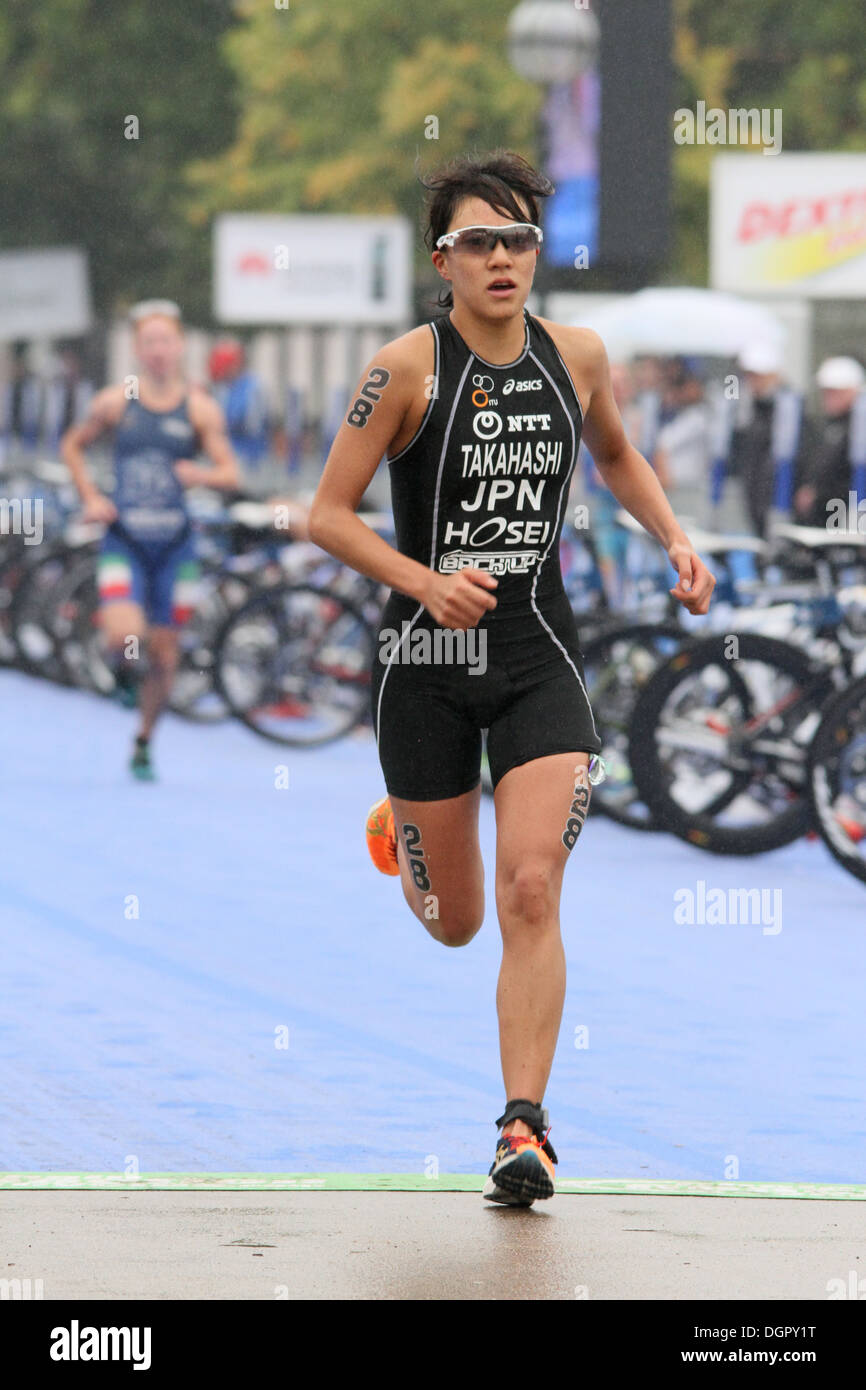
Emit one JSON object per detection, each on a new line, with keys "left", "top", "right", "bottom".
{"left": 176, "top": 393, "right": 242, "bottom": 490}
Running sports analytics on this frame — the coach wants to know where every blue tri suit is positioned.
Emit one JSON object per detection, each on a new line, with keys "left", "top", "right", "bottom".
{"left": 97, "top": 396, "right": 200, "bottom": 628}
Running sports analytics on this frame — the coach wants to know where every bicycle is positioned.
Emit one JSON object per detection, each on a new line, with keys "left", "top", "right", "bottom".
{"left": 627, "top": 525, "right": 866, "bottom": 855}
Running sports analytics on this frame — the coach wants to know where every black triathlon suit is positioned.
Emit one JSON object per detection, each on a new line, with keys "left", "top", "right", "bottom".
{"left": 371, "top": 306, "right": 602, "bottom": 801}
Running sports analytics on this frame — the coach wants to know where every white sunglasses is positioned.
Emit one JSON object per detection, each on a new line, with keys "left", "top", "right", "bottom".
{"left": 435, "top": 223, "right": 543, "bottom": 254}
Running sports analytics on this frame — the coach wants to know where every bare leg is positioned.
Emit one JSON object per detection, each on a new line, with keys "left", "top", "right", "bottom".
{"left": 389, "top": 783, "right": 485, "bottom": 947}
{"left": 137, "top": 626, "right": 179, "bottom": 739}
{"left": 492, "top": 752, "right": 592, "bottom": 1137}
{"left": 100, "top": 600, "right": 148, "bottom": 676}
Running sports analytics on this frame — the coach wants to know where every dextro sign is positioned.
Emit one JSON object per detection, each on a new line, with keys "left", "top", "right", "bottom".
{"left": 737, "top": 188, "right": 866, "bottom": 243}
{"left": 712, "top": 153, "right": 866, "bottom": 297}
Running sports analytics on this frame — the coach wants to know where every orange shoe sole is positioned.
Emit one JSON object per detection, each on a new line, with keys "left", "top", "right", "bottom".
{"left": 366, "top": 795, "right": 400, "bottom": 875}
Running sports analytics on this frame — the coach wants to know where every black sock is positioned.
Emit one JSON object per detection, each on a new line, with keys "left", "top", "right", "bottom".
{"left": 114, "top": 661, "right": 137, "bottom": 694}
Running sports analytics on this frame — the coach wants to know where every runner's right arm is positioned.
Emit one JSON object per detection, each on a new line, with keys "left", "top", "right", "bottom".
{"left": 60, "top": 386, "right": 124, "bottom": 522}
{"left": 308, "top": 339, "right": 497, "bottom": 630}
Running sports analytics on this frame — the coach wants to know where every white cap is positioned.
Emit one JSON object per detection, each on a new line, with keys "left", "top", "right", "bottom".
{"left": 129, "top": 298, "right": 182, "bottom": 324}
{"left": 816, "top": 356, "right": 866, "bottom": 390}
{"left": 739, "top": 342, "right": 782, "bottom": 375}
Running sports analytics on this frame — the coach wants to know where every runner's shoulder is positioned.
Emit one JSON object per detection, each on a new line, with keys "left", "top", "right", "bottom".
{"left": 187, "top": 383, "right": 225, "bottom": 430}
{"left": 534, "top": 317, "right": 607, "bottom": 372}
{"left": 88, "top": 383, "right": 128, "bottom": 427}
{"left": 358, "top": 323, "right": 436, "bottom": 396}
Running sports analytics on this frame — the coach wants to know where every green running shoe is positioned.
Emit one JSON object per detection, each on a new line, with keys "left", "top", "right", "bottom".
{"left": 130, "top": 736, "right": 156, "bottom": 781}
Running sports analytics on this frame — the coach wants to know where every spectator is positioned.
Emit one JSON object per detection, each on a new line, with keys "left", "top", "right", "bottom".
{"left": 2, "top": 342, "right": 43, "bottom": 453}
{"left": 729, "top": 342, "right": 814, "bottom": 538}
{"left": 44, "top": 343, "right": 95, "bottom": 450}
{"left": 794, "top": 357, "right": 866, "bottom": 527}
{"left": 580, "top": 360, "right": 639, "bottom": 607}
{"left": 631, "top": 354, "right": 664, "bottom": 461}
{"left": 208, "top": 338, "right": 271, "bottom": 471}
{"left": 653, "top": 357, "right": 712, "bottom": 524}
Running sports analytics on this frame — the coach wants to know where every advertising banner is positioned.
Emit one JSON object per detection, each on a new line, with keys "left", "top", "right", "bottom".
{"left": 711, "top": 154, "right": 866, "bottom": 297}
{"left": 214, "top": 215, "right": 411, "bottom": 325}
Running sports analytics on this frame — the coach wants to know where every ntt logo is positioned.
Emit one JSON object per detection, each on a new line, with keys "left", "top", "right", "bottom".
{"left": 472, "top": 411, "right": 502, "bottom": 440}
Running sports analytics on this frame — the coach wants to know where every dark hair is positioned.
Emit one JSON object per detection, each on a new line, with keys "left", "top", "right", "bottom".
{"left": 419, "top": 149, "right": 553, "bottom": 309}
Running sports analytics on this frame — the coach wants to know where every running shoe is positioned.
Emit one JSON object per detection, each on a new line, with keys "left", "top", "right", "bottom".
{"left": 482, "top": 1129, "right": 557, "bottom": 1205}
{"left": 112, "top": 665, "right": 139, "bottom": 709}
{"left": 130, "top": 736, "right": 156, "bottom": 782}
{"left": 365, "top": 795, "right": 399, "bottom": 875}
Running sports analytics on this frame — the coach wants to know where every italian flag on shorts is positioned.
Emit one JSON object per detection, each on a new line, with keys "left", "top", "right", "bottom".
{"left": 98, "top": 553, "right": 132, "bottom": 602}
{"left": 172, "top": 560, "right": 199, "bottom": 625}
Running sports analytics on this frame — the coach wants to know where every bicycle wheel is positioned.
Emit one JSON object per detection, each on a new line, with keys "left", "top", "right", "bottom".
{"left": 214, "top": 582, "right": 375, "bottom": 747}
{"left": 807, "top": 676, "right": 866, "bottom": 885}
{"left": 0, "top": 542, "right": 24, "bottom": 666}
{"left": 581, "top": 621, "right": 685, "bottom": 830}
{"left": 9, "top": 544, "right": 76, "bottom": 683}
{"left": 629, "top": 633, "right": 836, "bottom": 855}
{"left": 51, "top": 557, "right": 112, "bottom": 694}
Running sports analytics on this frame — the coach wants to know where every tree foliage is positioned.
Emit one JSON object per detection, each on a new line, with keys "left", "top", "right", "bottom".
{"left": 0, "top": 0, "right": 238, "bottom": 320}
{"left": 671, "top": 0, "right": 866, "bottom": 281}
{"left": 184, "top": 1, "right": 541, "bottom": 301}
{"left": 2, "top": 0, "right": 866, "bottom": 321}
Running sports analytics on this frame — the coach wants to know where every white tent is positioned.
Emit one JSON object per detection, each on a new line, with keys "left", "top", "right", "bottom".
{"left": 568, "top": 287, "right": 786, "bottom": 358}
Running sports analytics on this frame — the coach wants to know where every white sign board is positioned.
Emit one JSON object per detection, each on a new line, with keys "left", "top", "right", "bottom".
{"left": 214, "top": 215, "right": 411, "bottom": 325}
{"left": 0, "top": 247, "right": 92, "bottom": 340}
{"left": 712, "top": 153, "right": 866, "bottom": 297}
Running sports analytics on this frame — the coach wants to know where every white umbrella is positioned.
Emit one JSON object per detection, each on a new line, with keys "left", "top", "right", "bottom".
{"left": 569, "top": 287, "right": 785, "bottom": 358}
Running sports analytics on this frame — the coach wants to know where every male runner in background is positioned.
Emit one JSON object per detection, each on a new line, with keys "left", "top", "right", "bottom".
{"left": 61, "top": 300, "right": 240, "bottom": 780}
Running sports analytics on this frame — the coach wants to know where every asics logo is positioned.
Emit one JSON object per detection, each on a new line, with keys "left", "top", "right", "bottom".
{"left": 503, "top": 378, "right": 542, "bottom": 395}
